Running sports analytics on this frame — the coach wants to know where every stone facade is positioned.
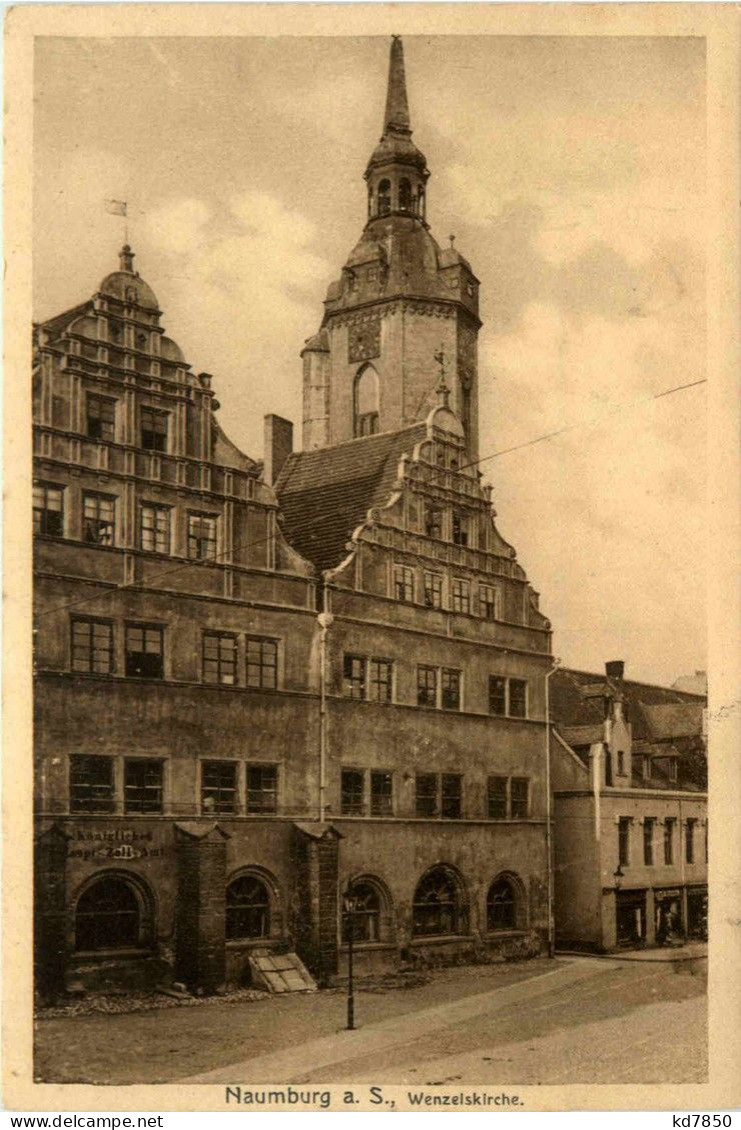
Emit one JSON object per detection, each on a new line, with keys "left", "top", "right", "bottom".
{"left": 33, "top": 36, "right": 555, "bottom": 1000}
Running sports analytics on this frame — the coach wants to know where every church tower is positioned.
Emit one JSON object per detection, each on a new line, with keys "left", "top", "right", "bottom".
{"left": 301, "top": 36, "right": 481, "bottom": 458}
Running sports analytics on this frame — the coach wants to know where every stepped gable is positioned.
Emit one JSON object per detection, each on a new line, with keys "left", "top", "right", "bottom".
{"left": 275, "top": 423, "right": 426, "bottom": 574}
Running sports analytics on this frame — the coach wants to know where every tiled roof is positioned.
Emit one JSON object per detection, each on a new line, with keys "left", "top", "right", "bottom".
{"left": 275, "top": 425, "right": 427, "bottom": 574}
{"left": 551, "top": 667, "right": 705, "bottom": 739}
{"left": 638, "top": 702, "right": 705, "bottom": 741}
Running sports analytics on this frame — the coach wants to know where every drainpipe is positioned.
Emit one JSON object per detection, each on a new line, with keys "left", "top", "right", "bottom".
{"left": 545, "top": 657, "right": 561, "bottom": 958}
{"left": 317, "top": 607, "right": 334, "bottom": 824}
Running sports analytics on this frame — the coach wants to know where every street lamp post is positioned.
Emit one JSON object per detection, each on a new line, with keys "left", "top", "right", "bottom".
{"left": 343, "top": 889, "right": 357, "bottom": 1031}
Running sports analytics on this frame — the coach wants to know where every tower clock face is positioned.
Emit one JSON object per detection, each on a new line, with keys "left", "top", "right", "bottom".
{"left": 348, "top": 318, "right": 381, "bottom": 363}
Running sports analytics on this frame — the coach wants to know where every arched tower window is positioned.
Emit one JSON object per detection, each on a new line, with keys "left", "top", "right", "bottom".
{"left": 226, "top": 874, "right": 271, "bottom": 940}
{"left": 412, "top": 865, "right": 467, "bottom": 937}
{"left": 398, "top": 178, "right": 413, "bottom": 213}
{"left": 378, "top": 180, "right": 391, "bottom": 216}
{"left": 75, "top": 872, "right": 152, "bottom": 951}
{"left": 367, "top": 185, "right": 374, "bottom": 219}
{"left": 354, "top": 365, "right": 380, "bottom": 437}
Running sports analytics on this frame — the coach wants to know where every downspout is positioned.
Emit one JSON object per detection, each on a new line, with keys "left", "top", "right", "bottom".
{"left": 317, "top": 604, "right": 334, "bottom": 824}
{"left": 545, "top": 657, "right": 561, "bottom": 958}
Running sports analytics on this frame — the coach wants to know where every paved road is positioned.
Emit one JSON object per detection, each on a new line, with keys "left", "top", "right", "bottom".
{"left": 187, "top": 956, "right": 707, "bottom": 1086}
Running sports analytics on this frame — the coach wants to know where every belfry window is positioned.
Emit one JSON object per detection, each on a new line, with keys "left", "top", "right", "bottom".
{"left": 354, "top": 365, "right": 380, "bottom": 437}
{"left": 398, "top": 179, "right": 413, "bottom": 213}
{"left": 378, "top": 180, "right": 391, "bottom": 216}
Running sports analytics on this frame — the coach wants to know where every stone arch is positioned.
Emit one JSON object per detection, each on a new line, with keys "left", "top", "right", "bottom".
{"left": 342, "top": 872, "right": 395, "bottom": 944}
{"left": 412, "top": 863, "right": 469, "bottom": 938}
{"left": 73, "top": 869, "right": 156, "bottom": 952}
{"left": 485, "top": 871, "right": 528, "bottom": 933}
{"left": 225, "top": 865, "right": 283, "bottom": 941}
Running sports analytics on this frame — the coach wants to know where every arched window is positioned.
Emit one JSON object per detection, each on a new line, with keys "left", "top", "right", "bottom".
{"left": 399, "top": 179, "right": 412, "bottom": 213}
{"left": 367, "top": 185, "right": 374, "bottom": 219}
{"left": 75, "top": 873, "right": 150, "bottom": 951}
{"left": 418, "top": 188, "right": 426, "bottom": 219}
{"left": 412, "top": 866, "right": 466, "bottom": 937}
{"left": 226, "top": 874, "right": 270, "bottom": 940}
{"left": 354, "top": 365, "right": 380, "bottom": 437}
{"left": 486, "top": 876, "right": 518, "bottom": 932}
{"left": 343, "top": 880, "right": 381, "bottom": 943}
{"left": 378, "top": 180, "right": 391, "bottom": 216}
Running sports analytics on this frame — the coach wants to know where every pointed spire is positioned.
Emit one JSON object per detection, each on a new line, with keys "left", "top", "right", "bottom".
{"left": 384, "top": 36, "right": 411, "bottom": 135}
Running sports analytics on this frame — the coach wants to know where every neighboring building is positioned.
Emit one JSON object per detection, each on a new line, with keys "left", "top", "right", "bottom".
{"left": 551, "top": 661, "right": 707, "bottom": 952}
{"left": 672, "top": 670, "right": 708, "bottom": 696}
{"left": 34, "top": 36, "right": 553, "bottom": 998}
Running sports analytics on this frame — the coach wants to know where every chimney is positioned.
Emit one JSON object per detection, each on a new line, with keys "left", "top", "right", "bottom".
{"left": 263, "top": 414, "right": 293, "bottom": 486}
{"left": 605, "top": 660, "right": 625, "bottom": 681}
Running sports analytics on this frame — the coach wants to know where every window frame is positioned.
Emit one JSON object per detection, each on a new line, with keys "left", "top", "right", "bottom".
{"left": 202, "top": 630, "right": 238, "bottom": 686}
{"left": 452, "top": 509, "right": 469, "bottom": 546}
{"left": 69, "top": 754, "right": 115, "bottom": 814}
{"left": 618, "top": 816, "right": 632, "bottom": 867}
{"left": 70, "top": 616, "right": 115, "bottom": 675}
{"left": 370, "top": 770, "right": 393, "bottom": 816}
{"left": 86, "top": 393, "right": 116, "bottom": 442}
{"left": 226, "top": 874, "right": 271, "bottom": 941}
{"left": 246, "top": 636, "right": 279, "bottom": 689}
{"left": 82, "top": 491, "right": 116, "bottom": 546}
{"left": 510, "top": 777, "right": 530, "bottom": 819}
{"left": 423, "top": 570, "right": 443, "bottom": 609}
{"left": 245, "top": 762, "right": 278, "bottom": 814}
{"left": 451, "top": 577, "right": 471, "bottom": 615}
{"left": 643, "top": 817, "right": 655, "bottom": 865}
{"left": 123, "top": 757, "right": 164, "bottom": 815}
{"left": 393, "top": 563, "right": 415, "bottom": 603}
{"left": 140, "top": 406, "right": 169, "bottom": 452}
{"left": 480, "top": 584, "right": 499, "bottom": 621}
{"left": 341, "top": 768, "right": 366, "bottom": 816}
{"left": 140, "top": 502, "right": 171, "bottom": 555}
{"left": 33, "top": 482, "right": 65, "bottom": 538}
{"left": 685, "top": 818, "right": 696, "bottom": 864}
{"left": 664, "top": 817, "right": 676, "bottom": 865}
{"left": 124, "top": 622, "right": 164, "bottom": 679}
{"left": 187, "top": 512, "right": 218, "bottom": 562}
{"left": 488, "top": 675, "right": 528, "bottom": 719}
{"left": 201, "top": 759, "right": 239, "bottom": 815}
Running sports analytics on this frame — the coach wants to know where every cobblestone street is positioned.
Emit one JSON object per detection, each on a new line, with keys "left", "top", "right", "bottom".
{"left": 35, "top": 952, "right": 707, "bottom": 1086}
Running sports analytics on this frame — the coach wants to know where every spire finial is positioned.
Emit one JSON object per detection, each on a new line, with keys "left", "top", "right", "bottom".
{"left": 384, "top": 35, "right": 411, "bottom": 135}
{"left": 119, "top": 244, "right": 135, "bottom": 273}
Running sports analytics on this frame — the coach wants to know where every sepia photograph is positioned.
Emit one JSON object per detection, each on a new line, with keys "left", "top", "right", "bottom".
{"left": 4, "top": 2, "right": 741, "bottom": 1115}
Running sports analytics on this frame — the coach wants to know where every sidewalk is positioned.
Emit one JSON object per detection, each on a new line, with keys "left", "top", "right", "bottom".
{"left": 182, "top": 956, "right": 606, "bottom": 1084}
{"left": 557, "top": 941, "right": 707, "bottom": 963}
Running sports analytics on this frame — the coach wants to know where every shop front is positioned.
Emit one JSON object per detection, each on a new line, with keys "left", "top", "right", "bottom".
{"left": 615, "top": 889, "right": 646, "bottom": 948}
{"left": 654, "top": 887, "right": 683, "bottom": 946}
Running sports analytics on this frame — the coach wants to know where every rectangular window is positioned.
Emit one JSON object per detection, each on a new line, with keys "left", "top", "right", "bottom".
{"left": 71, "top": 617, "right": 114, "bottom": 674}
{"left": 124, "top": 759, "right": 163, "bottom": 814}
{"left": 82, "top": 492, "right": 115, "bottom": 546}
{"left": 202, "top": 631, "right": 237, "bottom": 686}
{"left": 668, "top": 758, "right": 678, "bottom": 783}
{"left": 246, "top": 637, "right": 278, "bottom": 689}
{"left": 441, "top": 668, "right": 461, "bottom": 711}
{"left": 425, "top": 504, "right": 443, "bottom": 539}
{"left": 33, "top": 483, "right": 64, "bottom": 537}
{"left": 370, "top": 770, "right": 393, "bottom": 816}
{"left": 246, "top": 764, "right": 278, "bottom": 814}
{"left": 369, "top": 659, "right": 393, "bottom": 703}
{"left": 488, "top": 776, "right": 508, "bottom": 820}
{"left": 480, "top": 584, "right": 499, "bottom": 621}
{"left": 664, "top": 818, "right": 675, "bottom": 865}
{"left": 140, "top": 406, "right": 168, "bottom": 451}
{"left": 125, "top": 623, "right": 164, "bottom": 679}
{"left": 509, "top": 679, "right": 528, "bottom": 718}
{"left": 341, "top": 769, "right": 365, "bottom": 815}
{"left": 86, "top": 394, "right": 116, "bottom": 442}
{"left": 423, "top": 571, "right": 443, "bottom": 609}
{"left": 452, "top": 510, "right": 468, "bottom": 546}
{"left": 451, "top": 578, "right": 471, "bottom": 615}
{"left": 618, "top": 817, "right": 631, "bottom": 867}
{"left": 394, "top": 564, "right": 415, "bottom": 602}
{"left": 69, "top": 755, "right": 114, "bottom": 813}
{"left": 343, "top": 655, "right": 366, "bottom": 700}
{"left": 685, "top": 819, "right": 696, "bottom": 864}
{"left": 643, "top": 818, "right": 655, "bottom": 866}
{"left": 642, "top": 755, "right": 652, "bottom": 781}
{"left": 187, "top": 513, "right": 217, "bottom": 561}
{"left": 201, "top": 760, "right": 238, "bottom": 814}
{"left": 489, "top": 676, "right": 507, "bottom": 716}
{"left": 140, "top": 503, "right": 171, "bottom": 554}
{"left": 441, "top": 774, "right": 462, "bottom": 819}
{"left": 415, "top": 773, "right": 438, "bottom": 817}
{"left": 510, "top": 777, "right": 530, "bottom": 818}
{"left": 417, "top": 665, "right": 438, "bottom": 707}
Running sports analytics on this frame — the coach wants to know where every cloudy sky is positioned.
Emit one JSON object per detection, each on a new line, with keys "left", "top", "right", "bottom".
{"left": 33, "top": 34, "right": 706, "bottom": 686}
